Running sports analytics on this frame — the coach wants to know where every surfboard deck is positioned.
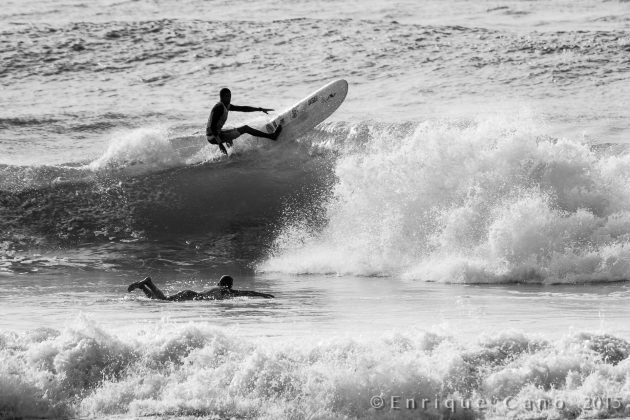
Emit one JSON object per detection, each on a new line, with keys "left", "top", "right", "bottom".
{"left": 172, "top": 79, "right": 348, "bottom": 158}
{"left": 255, "top": 79, "right": 348, "bottom": 142}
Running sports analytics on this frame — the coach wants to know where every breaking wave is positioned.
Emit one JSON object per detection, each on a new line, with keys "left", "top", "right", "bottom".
{"left": 0, "top": 124, "right": 335, "bottom": 265}
{"left": 261, "top": 112, "right": 630, "bottom": 284}
{"left": 3, "top": 113, "right": 630, "bottom": 283}
{"left": 2, "top": 319, "right": 630, "bottom": 419}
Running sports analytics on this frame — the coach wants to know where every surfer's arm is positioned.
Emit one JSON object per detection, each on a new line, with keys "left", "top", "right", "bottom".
{"left": 230, "top": 105, "right": 274, "bottom": 114}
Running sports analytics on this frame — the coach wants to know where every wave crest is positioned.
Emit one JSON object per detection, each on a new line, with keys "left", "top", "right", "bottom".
{"left": 261, "top": 114, "right": 630, "bottom": 283}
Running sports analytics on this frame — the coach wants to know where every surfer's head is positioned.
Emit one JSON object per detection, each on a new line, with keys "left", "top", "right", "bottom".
{"left": 219, "top": 88, "right": 231, "bottom": 105}
{"left": 218, "top": 275, "right": 233, "bottom": 289}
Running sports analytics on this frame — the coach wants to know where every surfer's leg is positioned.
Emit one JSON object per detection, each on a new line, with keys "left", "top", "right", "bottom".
{"left": 128, "top": 277, "right": 161, "bottom": 299}
{"left": 127, "top": 277, "right": 168, "bottom": 300}
{"left": 137, "top": 284, "right": 158, "bottom": 299}
{"left": 143, "top": 277, "right": 168, "bottom": 300}
{"left": 219, "top": 128, "right": 243, "bottom": 148}
{"left": 237, "top": 125, "right": 282, "bottom": 141}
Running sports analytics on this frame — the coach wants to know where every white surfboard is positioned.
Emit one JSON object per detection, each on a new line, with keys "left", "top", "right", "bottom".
{"left": 171, "top": 79, "right": 347, "bottom": 157}
{"left": 256, "top": 79, "right": 348, "bottom": 142}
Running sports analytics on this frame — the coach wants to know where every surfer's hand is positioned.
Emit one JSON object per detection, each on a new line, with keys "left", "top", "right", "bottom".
{"left": 259, "top": 107, "right": 273, "bottom": 114}
{"left": 226, "top": 140, "right": 233, "bottom": 148}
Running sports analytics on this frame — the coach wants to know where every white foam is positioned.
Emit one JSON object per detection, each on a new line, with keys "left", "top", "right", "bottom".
{"left": 2, "top": 320, "right": 630, "bottom": 419}
{"left": 261, "top": 113, "right": 630, "bottom": 283}
{"left": 86, "top": 127, "right": 187, "bottom": 172}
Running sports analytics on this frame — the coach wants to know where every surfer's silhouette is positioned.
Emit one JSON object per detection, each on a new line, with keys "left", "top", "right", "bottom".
{"left": 127, "top": 275, "right": 274, "bottom": 301}
{"left": 206, "top": 88, "right": 282, "bottom": 155}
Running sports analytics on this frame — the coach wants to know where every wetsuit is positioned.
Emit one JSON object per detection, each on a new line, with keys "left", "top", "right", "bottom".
{"left": 206, "top": 102, "right": 241, "bottom": 144}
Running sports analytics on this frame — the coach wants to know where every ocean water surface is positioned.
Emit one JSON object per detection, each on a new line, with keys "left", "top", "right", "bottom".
{"left": 2, "top": 0, "right": 630, "bottom": 418}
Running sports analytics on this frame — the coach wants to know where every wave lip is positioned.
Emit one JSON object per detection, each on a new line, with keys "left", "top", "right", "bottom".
{"left": 86, "top": 126, "right": 187, "bottom": 172}
{"left": 261, "top": 114, "right": 630, "bottom": 284}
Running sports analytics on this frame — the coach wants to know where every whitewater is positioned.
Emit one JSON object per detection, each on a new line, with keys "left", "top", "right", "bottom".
{"left": 2, "top": 0, "right": 630, "bottom": 419}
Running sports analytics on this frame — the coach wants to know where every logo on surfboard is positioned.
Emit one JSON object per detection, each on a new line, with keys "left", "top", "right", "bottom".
{"left": 259, "top": 79, "right": 347, "bottom": 137}
{"left": 322, "top": 92, "right": 337, "bottom": 103}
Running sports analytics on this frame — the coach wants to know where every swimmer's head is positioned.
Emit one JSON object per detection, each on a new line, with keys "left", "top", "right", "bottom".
{"left": 218, "top": 275, "right": 233, "bottom": 289}
{"left": 219, "top": 88, "right": 231, "bottom": 105}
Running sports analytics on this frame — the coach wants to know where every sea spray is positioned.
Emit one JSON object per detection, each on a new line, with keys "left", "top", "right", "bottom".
{"left": 2, "top": 320, "right": 630, "bottom": 419}
{"left": 86, "top": 126, "right": 185, "bottom": 172}
{"left": 261, "top": 115, "right": 630, "bottom": 283}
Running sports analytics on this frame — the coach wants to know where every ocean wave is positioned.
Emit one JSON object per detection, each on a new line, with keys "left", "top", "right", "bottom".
{"left": 5, "top": 116, "right": 630, "bottom": 283}
{"left": 0, "top": 116, "right": 60, "bottom": 128}
{"left": 0, "top": 124, "right": 338, "bottom": 257}
{"left": 261, "top": 113, "right": 630, "bottom": 284}
{"left": 1, "top": 319, "right": 630, "bottom": 419}
{"left": 2, "top": 18, "right": 626, "bottom": 92}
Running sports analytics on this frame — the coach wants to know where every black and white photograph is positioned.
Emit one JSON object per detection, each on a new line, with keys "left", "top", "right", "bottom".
{"left": 1, "top": 0, "right": 630, "bottom": 418}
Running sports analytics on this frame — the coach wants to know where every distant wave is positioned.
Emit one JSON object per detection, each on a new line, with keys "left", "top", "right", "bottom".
{"left": 2, "top": 18, "right": 626, "bottom": 94}
{"left": 0, "top": 116, "right": 60, "bottom": 128}
{"left": 0, "top": 112, "right": 165, "bottom": 134}
{"left": 1, "top": 319, "right": 629, "bottom": 419}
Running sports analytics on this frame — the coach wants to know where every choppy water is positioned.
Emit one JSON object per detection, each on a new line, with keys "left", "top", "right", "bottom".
{"left": 2, "top": 0, "right": 630, "bottom": 418}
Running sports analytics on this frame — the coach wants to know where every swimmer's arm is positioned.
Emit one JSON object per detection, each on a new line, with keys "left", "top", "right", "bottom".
{"left": 230, "top": 105, "right": 274, "bottom": 114}
{"left": 232, "top": 289, "right": 274, "bottom": 298}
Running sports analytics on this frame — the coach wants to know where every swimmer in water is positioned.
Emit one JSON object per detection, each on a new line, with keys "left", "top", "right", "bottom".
{"left": 126, "top": 275, "right": 274, "bottom": 301}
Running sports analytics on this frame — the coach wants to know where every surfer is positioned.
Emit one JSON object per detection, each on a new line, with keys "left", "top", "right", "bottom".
{"left": 206, "top": 88, "right": 283, "bottom": 155}
{"left": 126, "top": 275, "right": 274, "bottom": 301}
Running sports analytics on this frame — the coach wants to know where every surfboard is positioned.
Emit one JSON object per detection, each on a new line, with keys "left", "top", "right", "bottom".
{"left": 256, "top": 79, "right": 348, "bottom": 142}
{"left": 171, "top": 79, "right": 347, "bottom": 158}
